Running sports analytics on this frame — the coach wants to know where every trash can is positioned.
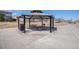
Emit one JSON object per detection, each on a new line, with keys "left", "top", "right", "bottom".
{"left": 19, "top": 24, "right": 25, "bottom": 31}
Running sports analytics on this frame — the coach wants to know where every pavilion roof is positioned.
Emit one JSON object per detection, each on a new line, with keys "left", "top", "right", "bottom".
{"left": 23, "top": 12, "right": 51, "bottom": 16}
{"left": 21, "top": 12, "right": 54, "bottom": 19}
{"left": 18, "top": 11, "right": 54, "bottom": 19}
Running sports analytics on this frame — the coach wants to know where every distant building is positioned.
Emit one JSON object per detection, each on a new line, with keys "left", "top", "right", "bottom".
{"left": 55, "top": 18, "right": 65, "bottom": 23}
{"left": 74, "top": 20, "right": 79, "bottom": 24}
{"left": 0, "top": 10, "right": 12, "bottom": 21}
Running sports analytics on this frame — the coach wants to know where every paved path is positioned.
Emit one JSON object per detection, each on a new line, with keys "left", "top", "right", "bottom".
{"left": 0, "top": 24, "right": 79, "bottom": 49}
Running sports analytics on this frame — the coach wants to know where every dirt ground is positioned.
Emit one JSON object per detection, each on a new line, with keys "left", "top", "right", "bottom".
{"left": 0, "top": 21, "right": 18, "bottom": 29}
{"left": 0, "top": 21, "right": 79, "bottom": 29}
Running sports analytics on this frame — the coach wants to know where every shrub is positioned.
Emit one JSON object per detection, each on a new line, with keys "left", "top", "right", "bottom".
{"left": 0, "top": 14, "right": 5, "bottom": 21}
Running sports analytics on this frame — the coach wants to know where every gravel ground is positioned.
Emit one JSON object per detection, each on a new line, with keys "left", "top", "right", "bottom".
{"left": 0, "top": 24, "right": 79, "bottom": 49}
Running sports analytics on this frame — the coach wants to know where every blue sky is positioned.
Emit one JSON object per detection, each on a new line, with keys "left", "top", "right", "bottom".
{"left": 7, "top": 10, "right": 79, "bottom": 20}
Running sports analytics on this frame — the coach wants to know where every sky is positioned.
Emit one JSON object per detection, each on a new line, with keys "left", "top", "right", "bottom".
{"left": 7, "top": 10, "right": 79, "bottom": 20}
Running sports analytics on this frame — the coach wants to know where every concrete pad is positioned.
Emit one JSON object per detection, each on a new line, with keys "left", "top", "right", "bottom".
{"left": 0, "top": 24, "right": 79, "bottom": 49}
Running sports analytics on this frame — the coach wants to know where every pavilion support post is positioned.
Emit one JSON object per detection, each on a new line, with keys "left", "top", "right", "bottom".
{"left": 23, "top": 15, "right": 26, "bottom": 33}
{"left": 29, "top": 18, "right": 31, "bottom": 29}
{"left": 17, "top": 17, "right": 19, "bottom": 29}
{"left": 29, "top": 15, "right": 33, "bottom": 29}
{"left": 50, "top": 16, "right": 52, "bottom": 33}
{"left": 41, "top": 19, "right": 43, "bottom": 28}
{"left": 52, "top": 16, "right": 54, "bottom": 31}
{"left": 39, "top": 16, "right": 43, "bottom": 29}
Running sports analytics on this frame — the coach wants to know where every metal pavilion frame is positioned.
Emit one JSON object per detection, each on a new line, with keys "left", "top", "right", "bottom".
{"left": 18, "top": 14, "right": 54, "bottom": 33}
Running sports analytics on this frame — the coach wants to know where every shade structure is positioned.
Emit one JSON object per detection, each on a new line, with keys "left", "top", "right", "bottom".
{"left": 31, "top": 10, "right": 43, "bottom": 13}
{"left": 18, "top": 11, "right": 54, "bottom": 33}
{"left": 22, "top": 13, "right": 52, "bottom": 19}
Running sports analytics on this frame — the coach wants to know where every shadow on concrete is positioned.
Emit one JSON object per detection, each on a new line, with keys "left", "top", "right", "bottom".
{"left": 28, "top": 26, "right": 57, "bottom": 31}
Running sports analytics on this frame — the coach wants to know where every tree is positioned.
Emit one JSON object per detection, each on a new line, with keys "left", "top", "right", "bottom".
{"left": 0, "top": 14, "right": 5, "bottom": 21}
